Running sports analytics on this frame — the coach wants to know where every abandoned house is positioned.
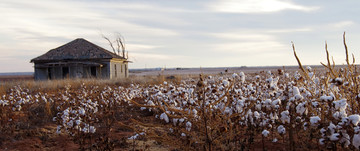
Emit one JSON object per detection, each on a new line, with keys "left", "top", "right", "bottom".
{"left": 30, "top": 38, "right": 129, "bottom": 80}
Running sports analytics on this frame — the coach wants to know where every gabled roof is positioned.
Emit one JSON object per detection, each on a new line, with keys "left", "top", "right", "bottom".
{"left": 31, "top": 38, "right": 125, "bottom": 62}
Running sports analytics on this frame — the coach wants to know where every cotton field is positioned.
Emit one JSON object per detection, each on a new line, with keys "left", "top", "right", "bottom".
{"left": 1, "top": 62, "right": 360, "bottom": 150}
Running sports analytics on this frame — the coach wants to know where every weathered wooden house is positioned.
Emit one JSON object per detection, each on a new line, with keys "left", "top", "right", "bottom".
{"left": 30, "top": 38, "right": 129, "bottom": 80}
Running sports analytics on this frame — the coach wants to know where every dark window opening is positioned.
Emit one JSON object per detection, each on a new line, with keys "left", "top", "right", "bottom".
{"left": 91, "top": 66, "right": 97, "bottom": 77}
{"left": 48, "top": 68, "right": 52, "bottom": 80}
{"left": 125, "top": 64, "right": 128, "bottom": 77}
{"left": 62, "top": 66, "right": 69, "bottom": 78}
{"left": 114, "top": 64, "right": 117, "bottom": 78}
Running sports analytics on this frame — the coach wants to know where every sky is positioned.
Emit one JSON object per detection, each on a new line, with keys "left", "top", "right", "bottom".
{"left": 1, "top": 0, "right": 360, "bottom": 72}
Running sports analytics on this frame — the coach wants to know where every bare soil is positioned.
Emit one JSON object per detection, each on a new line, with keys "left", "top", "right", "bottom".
{"left": 0, "top": 75, "right": 33, "bottom": 82}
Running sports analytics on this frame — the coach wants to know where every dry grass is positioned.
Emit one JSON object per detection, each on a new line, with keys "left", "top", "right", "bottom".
{"left": 0, "top": 74, "right": 188, "bottom": 95}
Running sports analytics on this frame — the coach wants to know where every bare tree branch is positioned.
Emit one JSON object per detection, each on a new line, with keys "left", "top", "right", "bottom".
{"left": 101, "top": 34, "right": 116, "bottom": 54}
{"left": 101, "top": 32, "right": 128, "bottom": 59}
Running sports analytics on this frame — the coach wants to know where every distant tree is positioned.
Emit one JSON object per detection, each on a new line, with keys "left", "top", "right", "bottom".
{"left": 101, "top": 33, "right": 128, "bottom": 59}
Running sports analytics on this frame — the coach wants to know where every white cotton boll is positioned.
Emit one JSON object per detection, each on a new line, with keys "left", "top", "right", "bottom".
{"left": 310, "top": 116, "right": 321, "bottom": 126}
{"left": 186, "top": 121, "right": 192, "bottom": 131}
{"left": 263, "top": 99, "right": 272, "bottom": 110}
{"left": 67, "top": 120, "right": 74, "bottom": 127}
{"left": 292, "top": 87, "right": 303, "bottom": 100}
{"left": 78, "top": 107, "right": 85, "bottom": 116}
{"left": 75, "top": 119, "right": 81, "bottom": 125}
{"left": 163, "top": 81, "right": 167, "bottom": 85}
{"left": 319, "top": 138, "right": 325, "bottom": 145}
{"left": 128, "top": 134, "right": 140, "bottom": 140}
{"left": 296, "top": 102, "right": 307, "bottom": 115}
{"left": 223, "top": 80, "right": 230, "bottom": 87}
{"left": 292, "top": 87, "right": 300, "bottom": 96}
{"left": 355, "top": 127, "right": 360, "bottom": 133}
{"left": 169, "top": 128, "right": 173, "bottom": 133}
{"left": 272, "top": 138, "right": 278, "bottom": 142}
{"left": 349, "top": 114, "right": 360, "bottom": 126}
{"left": 320, "top": 128, "right": 326, "bottom": 136}
{"left": 333, "top": 111, "right": 347, "bottom": 120}
{"left": 277, "top": 125, "right": 286, "bottom": 135}
{"left": 189, "top": 99, "right": 195, "bottom": 105}
{"left": 247, "top": 84, "right": 253, "bottom": 91}
{"left": 330, "top": 133, "right": 340, "bottom": 141}
{"left": 235, "top": 104, "right": 243, "bottom": 113}
{"left": 232, "top": 73, "right": 238, "bottom": 78}
{"left": 147, "top": 100, "right": 155, "bottom": 106}
{"left": 308, "top": 72, "right": 314, "bottom": 78}
{"left": 273, "top": 113, "right": 279, "bottom": 120}
{"left": 320, "top": 95, "right": 334, "bottom": 102}
{"left": 284, "top": 73, "right": 289, "bottom": 78}
{"left": 82, "top": 127, "right": 88, "bottom": 133}
{"left": 160, "top": 113, "right": 170, "bottom": 123}
{"left": 333, "top": 112, "right": 340, "bottom": 120}
{"left": 333, "top": 99, "right": 347, "bottom": 111}
{"left": 328, "top": 122, "right": 336, "bottom": 134}
{"left": 311, "top": 101, "right": 319, "bottom": 107}
{"left": 254, "top": 111, "right": 260, "bottom": 119}
{"left": 56, "top": 125, "right": 61, "bottom": 134}
{"left": 272, "top": 99, "right": 281, "bottom": 107}
{"left": 353, "top": 134, "right": 360, "bottom": 149}
{"left": 280, "top": 111, "right": 290, "bottom": 124}
{"left": 173, "top": 118, "right": 178, "bottom": 126}
{"left": 224, "top": 107, "right": 232, "bottom": 115}
{"left": 239, "top": 72, "right": 245, "bottom": 83}
{"left": 140, "top": 107, "right": 146, "bottom": 110}
{"left": 339, "top": 117, "right": 349, "bottom": 126}
{"left": 181, "top": 133, "right": 186, "bottom": 137}
{"left": 266, "top": 77, "right": 273, "bottom": 84}
{"left": 340, "top": 132, "right": 350, "bottom": 147}
{"left": 307, "top": 66, "right": 312, "bottom": 71}
{"left": 270, "top": 113, "right": 276, "bottom": 121}
{"left": 303, "top": 122, "right": 308, "bottom": 130}
{"left": 179, "top": 118, "right": 185, "bottom": 123}
{"left": 255, "top": 103, "right": 262, "bottom": 111}
{"left": 89, "top": 126, "right": 96, "bottom": 133}
{"left": 262, "top": 130, "right": 270, "bottom": 137}
{"left": 294, "top": 94, "right": 303, "bottom": 100}
{"left": 192, "top": 109, "right": 198, "bottom": 116}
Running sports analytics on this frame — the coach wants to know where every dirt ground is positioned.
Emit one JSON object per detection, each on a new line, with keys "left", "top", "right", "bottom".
{"left": 129, "top": 65, "right": 325, "bottom": 76}
{"left": 0, "top": 75, "right": 33, "bottom": 82}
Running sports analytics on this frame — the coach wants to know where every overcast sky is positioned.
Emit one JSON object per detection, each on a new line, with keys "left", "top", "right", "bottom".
{"left": 1, "top": 0, "right": 360, "bottom": 72}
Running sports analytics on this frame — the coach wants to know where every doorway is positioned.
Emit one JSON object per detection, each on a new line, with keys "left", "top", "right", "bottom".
{"left": 62, "top": 67, "right": 69, "bottom": 78}
{"left": 90, "top": 66, "right": 97, "bottom": 77}
{"left": 48, "top": 68, "right": 52, "bottom": 79}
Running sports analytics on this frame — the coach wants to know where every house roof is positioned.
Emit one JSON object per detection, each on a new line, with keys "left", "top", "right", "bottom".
{"left": 31, "top": 38, "right": 125, "bottom": 62}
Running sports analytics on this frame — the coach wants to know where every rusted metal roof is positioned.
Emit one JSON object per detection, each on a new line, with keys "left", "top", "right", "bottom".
{"left": 31, "top": 38, "right": 125, "bottom": 62}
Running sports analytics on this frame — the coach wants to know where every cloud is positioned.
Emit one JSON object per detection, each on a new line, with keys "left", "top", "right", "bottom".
{"left": 210, "top": 33, "right": 274, "bottom": 41}
{"left": 266, "top": 28, "right": 312, "bottom": 33}
{"left": 126, "top": 44, "right": 162, "bottom": 52}
{"left": 212, "top": 41, "right": 286, "bottom": 54}
{"left": 209, "top": 31, "right": 287, "bottom": 55}
{"left": 330, "top": 21, "right": 354, "bottom": 28}
{"left": 0, "top": 0, "right": 180, "bottom": 40}
{"left": 209, "top": 0, "right": 319, "bottom": 13}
